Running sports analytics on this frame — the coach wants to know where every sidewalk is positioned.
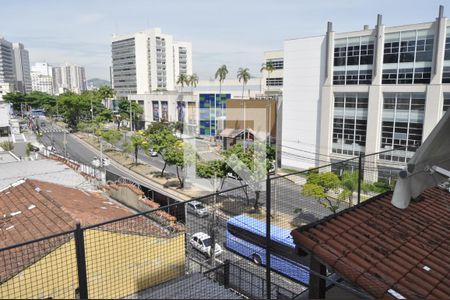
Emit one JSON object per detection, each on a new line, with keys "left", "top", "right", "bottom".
{"left": 72, "top": 132, "right": 210, "bottom": 201}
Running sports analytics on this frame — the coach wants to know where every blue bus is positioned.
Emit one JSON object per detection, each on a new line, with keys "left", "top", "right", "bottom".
{"left": 225, "top": 215, "right": 310, "bottom": 284}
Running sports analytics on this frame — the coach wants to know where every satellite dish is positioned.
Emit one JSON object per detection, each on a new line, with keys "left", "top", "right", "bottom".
{"left": 392, "top": 110, "right": 450, "bottom": 209}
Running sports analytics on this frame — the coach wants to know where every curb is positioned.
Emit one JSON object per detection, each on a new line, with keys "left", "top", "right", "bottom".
{"left": 71, "top": 133, "right": 194, "bottom": 201}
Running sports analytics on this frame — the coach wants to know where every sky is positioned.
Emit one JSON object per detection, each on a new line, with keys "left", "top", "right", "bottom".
{"left": 0, "top": 0, "right": 446, "bottom": 80}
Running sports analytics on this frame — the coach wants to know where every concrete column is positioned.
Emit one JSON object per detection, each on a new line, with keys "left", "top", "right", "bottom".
{"left": 423, "top": 84, "right": 443, "bottom": 139}
{"left": 318, "top": 22, "right": 335, "bottom": 169}
{"left": 424, "top": 6, "right": 447, "bottom": 139}
{"left": 372, "top": 15, "right": 384, "bottom": 85}
{"left": 431, "top": 6, "right": 447, "bottom": 84}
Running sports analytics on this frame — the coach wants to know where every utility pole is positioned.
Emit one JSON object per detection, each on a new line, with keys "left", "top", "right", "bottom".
{"left": 209, "top": 175, "right": 217, "bottom": 266}
{"left": 90, "top": 93, "right": 94, "bottom": 121}
{"left": 129, "top": 94, "right": 133, "bottom": 132}
{"left": 63, "top": 130, "right": 67, "bottom": 157}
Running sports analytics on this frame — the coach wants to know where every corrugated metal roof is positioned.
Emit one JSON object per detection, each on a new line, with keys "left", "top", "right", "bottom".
{"left": 291, "top": 187, "right": 450, "bottom": 299}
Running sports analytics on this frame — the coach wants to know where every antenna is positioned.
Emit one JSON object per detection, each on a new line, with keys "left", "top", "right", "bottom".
{"left": 392, "top": 110, "right": 450, "bottom": 209}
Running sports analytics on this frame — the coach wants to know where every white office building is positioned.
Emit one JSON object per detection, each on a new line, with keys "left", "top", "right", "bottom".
{"left": 282, "top": 6, "right": 450, "bottom": 181}
{"left": 262, "top": 50, "right": 284, "bottom": 94}
{"left": 12, "top": 43, "right": 32, "bottom": 93}
{"left": 52, "top": 63, "right": 86, "bottom": 94}
{"left": 111, "top": 28, "right": 193, "bottom": 98}
{"left": 31, "top": 62, "right": 54, "bottom": 94}
{"left": 0, "top": 37, "right": 16, "bottom": 88}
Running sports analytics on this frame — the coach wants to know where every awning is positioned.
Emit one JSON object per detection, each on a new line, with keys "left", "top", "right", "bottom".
{"left": 392, "top": 110, "right": 450, "bottom": 208}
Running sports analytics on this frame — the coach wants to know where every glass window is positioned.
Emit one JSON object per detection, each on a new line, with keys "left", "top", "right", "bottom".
{"left": 332, "top": 93, "right": 368, "bottom": 155}
{"left": 380, "top": 93, "right": 425, "bottom": 163}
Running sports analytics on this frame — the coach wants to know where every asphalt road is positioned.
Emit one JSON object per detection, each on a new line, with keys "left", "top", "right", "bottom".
{"left": 35, "top": 118, "right": 315, "bottom": 297}
{"left": 37, "top": 118, "right": 334, "bottom": 224}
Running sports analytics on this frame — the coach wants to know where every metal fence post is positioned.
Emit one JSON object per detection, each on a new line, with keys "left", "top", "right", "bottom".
{"left": 265, "top": 173, "right": 271, "bottom": 299}
{"left": 357, "top": 152, "right": 363, "bottom": 205}
{"left": 74, "top": 223, "right": 89, "bottom": 299}
{"left": 224, "top": 259, "right": 230, "bottom": 289}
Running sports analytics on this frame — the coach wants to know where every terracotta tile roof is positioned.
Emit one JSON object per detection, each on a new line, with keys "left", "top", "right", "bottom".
{"left": 291, "top": 187, "right": 450, "bottom": 300}
{"left": 0, "top": 179, "right": 179, "bottom": 283}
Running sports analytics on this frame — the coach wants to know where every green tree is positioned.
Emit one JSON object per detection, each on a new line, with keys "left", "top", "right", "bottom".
{"left": 176, "top": 74, "right": 189, "bottom": 93}
{"left": 163, "top": 140, "right": 195, "bottom": 188}
{"left": 146, "top": 121, "right": 178, "bottom": 176}
{"left": 96, "top": 85, "right": 115, "bottom": 102}
{"left": 118, "top": 100, "right": 143, "bottom": 131}
{"left": 215, "top": 65, "right": 228, "bottom": 98}
{"left": 101, "top": 130, "right": 122, "bottom": 149}
{"left": 0, "top": 141, "right": 14, "bottom": 151}
{"left": 188, "top": 73, "right": 199, "bottom": 93}
{"left": 197, "top": 159, "right": 229, "bottom": 190}
{"left": 124, "top": 130, "right": 149, "bottom": 164}
{"left": 237, "top": 68, "right": 251, "bottom": 99}
{"left": 301, "top": 172, "right": 342, "bottom": 213}
{"left": 3, "top": 92, "right": 26, "bottom": 112}
{"left": 260, "top": 62, "right": 275, "bottom": 92}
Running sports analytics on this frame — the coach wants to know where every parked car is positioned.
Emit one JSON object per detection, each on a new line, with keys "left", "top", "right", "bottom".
{"left": 189, "top": 232, "right": 223, "bottom": 258}
{"left": 150, "top": 149, "right": 158, "bottom": 157}
{"left": 227, "top": 172, "right": 240, "bottom": 181}
{"left": 186, "top": 201, "right": 209, "bottom": 217}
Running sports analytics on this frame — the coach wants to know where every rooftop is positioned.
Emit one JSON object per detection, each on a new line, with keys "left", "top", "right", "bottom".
{"left": 291, "top": 187, "right": 450, "bottom": 299}
{"left": 0, "top": 159, "right": 95, "bottom": 190}
{"left": 0, "top": 179, "right": 174, "bottom": 283}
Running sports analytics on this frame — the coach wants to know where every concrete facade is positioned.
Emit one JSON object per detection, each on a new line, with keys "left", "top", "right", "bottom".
{"left": 0, "top": 37, "right": 16, "bottom": 88}
{"left": 12, "top": 43, "right": 32, "bottom": 93}
{"left": 112, "top": 28, "right": 193, "bottom": 98}
{"left": 52, "top": 63, "right": 86, "bottom": 94}
{"left": 31, "top": 62, "right": 54, "bottom": 94}
{"left": 282, "top": 6, "right": 450, "bottom": 182}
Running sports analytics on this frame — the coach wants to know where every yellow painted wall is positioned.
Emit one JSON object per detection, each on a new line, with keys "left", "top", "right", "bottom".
{"left": 0, "top": 230, "right": 185, "bottom": 299}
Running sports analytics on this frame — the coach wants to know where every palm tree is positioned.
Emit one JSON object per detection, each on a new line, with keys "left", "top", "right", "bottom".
{"left": 215, "top": 65, "right": 229, "bottom": 135}
{"left": 188, "top": 73, "right": 199, "bottom": 93}
{"left": 176, "top": 74, "right": 188, "bottom": 93}
{"left": 237, "top": 68, "right": 251, "bottom": 99}
{"left": 260, "top": 62, "right": 275, "bottom": 92}
{"left": 215, "top": 65, "right": 228, "bottom": 98}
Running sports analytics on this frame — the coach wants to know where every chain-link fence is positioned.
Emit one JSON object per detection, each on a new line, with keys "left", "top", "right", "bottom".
{"left": 0, "top": 148, "right": 402, "bottom": 299}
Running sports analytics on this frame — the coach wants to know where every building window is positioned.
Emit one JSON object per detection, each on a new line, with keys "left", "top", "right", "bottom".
{"left": 332, "top": 93, "right": 368, "bottom": 156}
{"left": 266, "top": 59, "right": 283, "bottom": 70}
{"left": 380, "top": 93, "right": 425, "bottom": 163}
{"left": 443, "top": 93, "right": 450, "bottom": 113}
{"left": 443, "top": 67, "right": 450, "bottom": 84}
{"left": 383, "top": 30, "right": 433, "bottom": 85}
{"left": 333, "top": 36, "right": 374, "bottom": 85}
{"left": 333, "top": 37, "right": 374, "bottom": 67}
{"left": 266, "top": 77, "right": 283, "bottom": 86}
{"left": 382, "top": 68, "right": 431, "bottom": 84}
{"left": 444, "top": 27, "right": 450, "bottom": 61}
{"left": 333, "top": 69, "right": 372, "bottom": 85}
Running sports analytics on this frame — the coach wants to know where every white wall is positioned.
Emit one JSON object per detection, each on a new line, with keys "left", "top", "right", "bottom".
{"left": 282, "top": 36, "right": 326, "bottom": 170}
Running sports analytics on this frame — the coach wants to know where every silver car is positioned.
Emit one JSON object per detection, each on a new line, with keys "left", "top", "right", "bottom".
{"left": 187, "top": 201, "right": 209, "bottom": 217}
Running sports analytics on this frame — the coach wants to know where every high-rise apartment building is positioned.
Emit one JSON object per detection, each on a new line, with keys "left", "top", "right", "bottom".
{"left": 111, "top": 28, "right": 192, "bottom": 98}
{"left": 52, "top": 63, "right": 86, "bottom": 94}
{"left": 31, "top": 62, "right": 54, "bottom": 94}
{"left": 12, "top": 43, "right": 32, "bottom": 93}
{"left": 282, "top": 6, "right": 450, "bottom": 181}
{"left": 0, "top": 37, "right": 16, "bottom": 87}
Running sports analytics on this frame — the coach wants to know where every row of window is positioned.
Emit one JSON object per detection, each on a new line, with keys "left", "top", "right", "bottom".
{"left": 382, "top": 68, "right": 431, "bottom": 84}
{"left": 266, "top": 59, "right": 283, "bottom": 70}
{"left": 333, "top": 69, "right": 372, "bottom": 85}
{"left": 332, "top": 93, "right": 429, "bottom": 162}
{"left": 334, "top": 43, "right": 374, "bottom": 66}
{"left": 266, "top": 77, "right": 283, "bottom": 86}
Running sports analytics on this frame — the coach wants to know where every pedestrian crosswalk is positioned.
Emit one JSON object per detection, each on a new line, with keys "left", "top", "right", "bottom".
{"left": 41, "top": 128, "right": 68, "bottom": 134}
